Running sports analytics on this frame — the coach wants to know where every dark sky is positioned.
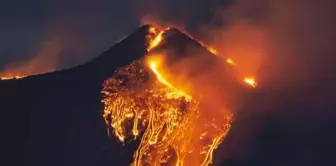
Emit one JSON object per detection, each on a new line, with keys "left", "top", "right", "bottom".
{"left": 0, "top": 0, "right": 230, "bottom": 71}
{"left": 0, "top": 0, "right": 137, "bottom": 70}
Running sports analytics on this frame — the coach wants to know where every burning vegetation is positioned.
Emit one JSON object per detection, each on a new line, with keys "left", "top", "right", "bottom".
{"left": 102, "top": 25, "right": 257, "bottom": 166}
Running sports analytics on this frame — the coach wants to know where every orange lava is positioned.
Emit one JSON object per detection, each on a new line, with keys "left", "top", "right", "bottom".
{"left": 244, "top": 77, "right": 257, "bottom": 87}
{"left": 103, "top": 25, "right": 258, "bottom": 166}
{"left": 0, "top": 75, "right": 26, "bottom": 80}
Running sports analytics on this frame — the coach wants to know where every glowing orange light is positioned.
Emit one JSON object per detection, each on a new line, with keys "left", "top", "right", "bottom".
{"left": 0, "top": 75, "right": 26, "bottom": 80}
{"left": 244, "top": 77, "right": 257, "bottom": 87}
{"left": 147, "top": 27, "right": 171, "bottom": 52}
{"left": 148, "top": 56, "right": 192, "bottom": 101}
{"left": 208, "top": 48, "right": 218, "bottom": 55}
{"left": 102, "top": 25, "right": 259, "bottom": 166}
{"left": 226, "top": 58, "right": 236, "bottom": 66}
{"left": 148, "top": 27, "right": 157, "bottom": 34}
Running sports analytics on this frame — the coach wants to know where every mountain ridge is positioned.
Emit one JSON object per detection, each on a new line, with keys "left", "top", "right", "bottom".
{"left": 1, "top": 24, "right": 239, "bottom": 166}
{"left": 0, "top": 24, "right": 152, "bottom": 166}
{"left": 0, "top": 24, "right": 332, "bottom": 166}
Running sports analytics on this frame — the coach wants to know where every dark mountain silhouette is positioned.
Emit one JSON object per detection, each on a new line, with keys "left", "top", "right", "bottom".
{"left": 0, "top": 25, "right": 335, "bottom": 166}
{"left": 0, "top": 25, "right": 150, "bottom": 166}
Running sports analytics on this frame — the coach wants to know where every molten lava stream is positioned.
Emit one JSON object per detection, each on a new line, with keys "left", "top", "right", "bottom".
{"left": 147, "top": 26, "right": 257, "bottom": 88}
{"left": 102, "top": 25, "right": 257, "bottom": 166}
{"left": 244, "top": 77, "right": 257, "bottom": 88}
{"left": 102, "top": 57, "right": 233, "bottom": 166}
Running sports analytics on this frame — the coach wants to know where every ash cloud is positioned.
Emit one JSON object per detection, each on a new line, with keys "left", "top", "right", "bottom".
{"left": 201, "top": 0, "right": 336, "bottom": 90}
{"left": 139, "top": 0, "right": 336, "bottom": 110}
{"left": 195, "top": 1, "right": 336, "bottom": 165}
{"left": 132, "top": 0, "right": 336, "bottom": 165}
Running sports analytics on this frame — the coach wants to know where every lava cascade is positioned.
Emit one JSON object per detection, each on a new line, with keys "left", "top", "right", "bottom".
{"left": 102, "top": 58, "right": 232, "bottom": 166}
{"left": 102, "top": 26, "right": 256, "bottom": 166}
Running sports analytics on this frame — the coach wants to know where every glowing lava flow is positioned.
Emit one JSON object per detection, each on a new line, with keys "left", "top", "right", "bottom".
{"left": 102, "top": 58, "right": 232, "bottom": 166}
{"left": 164, "top": 27, "right": 257, "bottom": 88}
{"left": 244, "top": 77, "right": 257, "bottom": 88}
{"left": 226, "top": 58, "right": 236, "bottom": 66}
{"left": 148, "top": 57, "right": 192, "bottom": 101}
{"left": 148, "top": 30, "right": 164, "bottom": 51}
{"left": 0, "top": 75, "right": 26, "bottom": 80}
{"left": 102, "top": 26, "right": 235, "bottom": 166}
{"left": 147, "top": 27, "right": 171, "bottom": 52}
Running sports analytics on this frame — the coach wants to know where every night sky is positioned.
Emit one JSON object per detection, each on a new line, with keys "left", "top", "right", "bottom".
{"left": 0, "top": 0, "right": 230, "bottom": 71}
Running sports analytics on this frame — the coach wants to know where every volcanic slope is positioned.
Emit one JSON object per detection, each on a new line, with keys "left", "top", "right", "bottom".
{"left": 0, "top": 25, "right": 250, "bottom": 166}
{"left": 1, "top": 24, "right": 332, "bottom": 166}
{"left": 0, "top": 25, "right": 150, "bottom": 166}
{"left": 101, "top": 25, "right": 254, "bottom": 166}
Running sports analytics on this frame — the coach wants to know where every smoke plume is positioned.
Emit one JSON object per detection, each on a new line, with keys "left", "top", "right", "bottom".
{"left": 202, "top": 0, "right": 336, "bottom": 89}
{"left": 195, "top": 1, "right": 336, "bottom": 165}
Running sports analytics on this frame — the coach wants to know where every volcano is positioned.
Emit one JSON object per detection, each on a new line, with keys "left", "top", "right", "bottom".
{"left": 0, "top": 25, "right": 333, "bottom": 166}
{"left": 0, "top": 25, "right": 247, "bottom": 166}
